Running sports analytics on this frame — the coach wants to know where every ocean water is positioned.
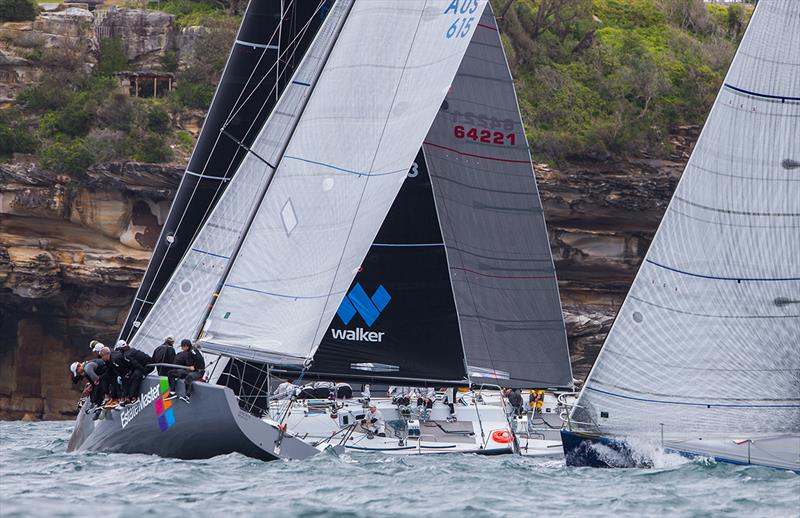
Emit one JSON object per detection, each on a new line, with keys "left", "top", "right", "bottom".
{"left": 1, "top": 421, "right": 798, "bottom": 517}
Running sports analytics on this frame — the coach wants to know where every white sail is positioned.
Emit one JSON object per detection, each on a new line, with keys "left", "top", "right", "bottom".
{"left": 571, "top": 0, "right": 800, "bottom": 440}
{"left": 130, "top": 0, "right": 353, "bottom": 354}
{"left": 202, "top": 0, "right": 489, "bottom": 364}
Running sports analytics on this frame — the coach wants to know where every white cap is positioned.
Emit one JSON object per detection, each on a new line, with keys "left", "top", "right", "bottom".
{"left": 92, "top": 342, "right": 104, "bottom": 354}
{"left": 115, "top": 339, "right": 128, "bottom": 350}
{"left": 69, "top": 362, "right": 80, "bottom": 377}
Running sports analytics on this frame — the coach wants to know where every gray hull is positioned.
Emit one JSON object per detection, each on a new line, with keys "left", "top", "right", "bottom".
{"left": 67, "top": 377, "right": 322, "bottom": 461}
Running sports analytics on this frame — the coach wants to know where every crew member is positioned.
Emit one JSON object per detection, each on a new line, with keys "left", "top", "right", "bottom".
{"left": 507, "top": 388, "right": 524, "bottom": 417}
{"left": 90, "top": 340, "right": 105, "bottom": 358}
{"left": 388, "top": 386, "right": 411, "bottom": 406}
{"left": 70, "top": 347, "right": 112, "bottom": 409}
{"left": 151, "top": 336, "right": 176, "bottom": 376}
{"left": 313, "top": 380, "right": 335, "bottom": 399}
{"left": 273, "top": 378, "right": 297, "bottom": 400}
{"left": 168, "top": 339, "right": 205, "bottom": 402}
{"left": 116, "top": 340, "right": 153, "bottom": 404}
{"left": 442, "top": 387, "right": 457, "bottom": 422}
{"left": 361, "top": 404, "right": 386, "bottom": 437}
{"left": 415, "top": 386, "right": 435, "bottom": 410}
{"left": 335, "top": 382, "right": 353, "bottom": 399}
{"left": 529, "top": 389, "right": 545, "bottom": 419}
{"left": 109, "top": 345, "right": 130, "bottom": 400}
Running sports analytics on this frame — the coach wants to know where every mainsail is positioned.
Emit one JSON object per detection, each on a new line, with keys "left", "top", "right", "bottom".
{"left": 129, "top": 0, "right": 353, "bottom": 353}
{"left": 201, "top": 0, "right": 489, "bottom": 365}
{"left": 570, "top": 0, "right": 800, "bottom": 439}
{"left": 120, "top": 1, "right": 327, "bottom": 344}
{"left": 306, "top": 7, "right": 572, "bottom": 389}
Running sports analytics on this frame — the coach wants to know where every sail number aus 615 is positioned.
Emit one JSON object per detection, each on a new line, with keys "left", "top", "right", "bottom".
{"left": 454, "top": 125, "right": 516, "bottom": 146}
{"left": 444, "top": 0, "right": 479, "bottom": 39}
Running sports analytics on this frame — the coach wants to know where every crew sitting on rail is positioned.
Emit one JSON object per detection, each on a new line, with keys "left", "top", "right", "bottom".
{"left": 273, "top": 378, "right": 298, "bottom": 400}
{"left": 361, "top": 404, "right": 386, "bottom": 438}
{"left": 151, "top": 336, "right": 176, "bottom": 376}
{"left": 167, "top": 339, "right": 205, "bottom": 403}
{"left": 415, "top": 386, "right": 435, "bottom": 410}
{"left": 90, "top": 340, "right": 105, "bottom": 358}
{"left": 335, "top": 382, "right": 353, "bottom": 399}
{"left": 312, "top": 380, "right": 335, "bottom": 399}
{"left": 388, "top": 386, "right": 411, "bottom": 406}
{"left": 115, "top": 340, "right": 154, "bottom": 407}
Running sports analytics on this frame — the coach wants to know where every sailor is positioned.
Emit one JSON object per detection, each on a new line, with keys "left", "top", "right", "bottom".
{"left": 441, "top": 387, "right": 457, "bottom": 422}
{"left": 115, "top": 340, "right": 154, "bottom": 405}
{"left": 151, "top": 336, "right": 176, "bottom": 376}
{"left": 335, "top": 382, "right": 353, "bottom": 399}
{"left": 507, "top": 388, "right": 524, "bottom": 417}
{"left": 273, "top": 378, "right": 297, "bottom": 400}
{"left": 70, "top": 347, "right": 112, "bottom": 412}
{"left": 415, "top": 386, "right": 435, "bottom": 410}
{"left": 90, "top": 340, "right": 105, "bottom": 358}
{"left": 168, "top": 339, "right": 205, "bottom": 403}
{"left": 360, "top": 404, "right": 386, "bottom": 438}
{"left": 108, "top": 345, "right": 130, "bottom": 400}
{"left": 388, "top": 386, "right": 411, "bottom": 407}
{"left": 312, "top": 380, "right": 335, "bottom": 399}
{"left": 529, "top": 389, "right": 545, "bottom": 419}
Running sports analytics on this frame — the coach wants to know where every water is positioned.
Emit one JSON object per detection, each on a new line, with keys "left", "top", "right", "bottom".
{"left": 1, "top": 421, "right": 797, "bottom": 517}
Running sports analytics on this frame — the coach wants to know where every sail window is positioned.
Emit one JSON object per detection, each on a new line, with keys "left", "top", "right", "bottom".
{"left": 632, "top": 311, "right": 643, "bottom": 323}
{"left": 281, "top": 199, "right": 298, "bottom": 235}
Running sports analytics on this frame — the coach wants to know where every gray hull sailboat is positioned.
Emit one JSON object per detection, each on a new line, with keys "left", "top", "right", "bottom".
{"left": 562, "top": 0, "right": 800, "bottom": 471}
{"left": 68, "top": 0, "right": 490, "bottom": 461}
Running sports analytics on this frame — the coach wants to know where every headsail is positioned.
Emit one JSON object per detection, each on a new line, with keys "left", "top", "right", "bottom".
{"left": 424, "top": 7, "right": 572, "bottom": 389}
{"left": 571, "top": 0, "right": 800, "bottom": 439}
{"left": 129, "top": 0, "right": 353, "bottom": 353}
{"left": 120, "top": 0, "right": 328, "bottom": 345}
{"left": 202, "top": 0, "right": 489, "bottom": 365}
{"left": 307, "top": 151, "right": 467, "bottom": 384}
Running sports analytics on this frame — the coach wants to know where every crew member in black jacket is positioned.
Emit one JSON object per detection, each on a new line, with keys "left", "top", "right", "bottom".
{"left": 151, "top": 336, "right": 176, "bottom": 376}
{"left": 115, "top": 340, "right": 153, "bottom": 405}
{"left": 168, "top": 339, "right": 205, "bottom": 403}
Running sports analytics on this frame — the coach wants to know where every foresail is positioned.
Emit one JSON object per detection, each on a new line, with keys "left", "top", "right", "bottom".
{"left": 424, "top": 7, "right": 572, "bottom": 389}
{"left": 307, "top": 151, "right": 467, "bottom": 385}
{"left": 129, "top": 0, "right": 352, "bottom": 354}
{"left": 120, "top": 0, "right": 326, "bottom": 344}
{"left": 572, "top": 0, "right": 800, "bottom": 438}
{"left": 202, "top": 0, "right": 489, "bottom": 365}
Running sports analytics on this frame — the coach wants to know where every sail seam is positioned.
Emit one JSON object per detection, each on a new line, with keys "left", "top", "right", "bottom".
{"left": 586, "top": 387, "right": 800, "bottom": 409}
{"left": 724, "top": 83, "right": 800, "bottom": 102}
{"left": 424, "top": 141, "right": 530, "bottom": 163}
{"left": 645, "top": 259, "right": 800, "bottom": 282}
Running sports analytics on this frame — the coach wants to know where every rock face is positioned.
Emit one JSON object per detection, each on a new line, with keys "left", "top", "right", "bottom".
{"left": 96, "top": 8, "right": 175, "bottom": 64}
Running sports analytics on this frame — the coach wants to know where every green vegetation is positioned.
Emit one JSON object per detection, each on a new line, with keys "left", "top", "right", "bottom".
{"left": 0, "top": 0, "right": 38, "bottom": 22}
{"left": 156, "top": 0, "right": 238, "bottom": 27}
{"left": 494, "top": 0, "right": 752, "bottom": 161}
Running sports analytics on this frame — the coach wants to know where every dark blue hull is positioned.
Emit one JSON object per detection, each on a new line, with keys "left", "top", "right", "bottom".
{"left": 561, "top": 430, "right": 651, "bottom": 468}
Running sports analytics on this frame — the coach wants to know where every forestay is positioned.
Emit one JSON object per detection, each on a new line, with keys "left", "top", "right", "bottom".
{"left": 424, "top": 7, "right": 572, "bottom": 389}
{"left": 202, "top": 0, "right": 489, "bottom": 365}
{"left": 129, "top": 0, "right": 352, "bottom": 354}
{"left": 571, "top": 0, "right": 800, "bottom": 438}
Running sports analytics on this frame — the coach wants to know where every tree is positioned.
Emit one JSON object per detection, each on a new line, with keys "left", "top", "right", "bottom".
{"left": 0, "top": 0, "right": 38, "bottom": 22}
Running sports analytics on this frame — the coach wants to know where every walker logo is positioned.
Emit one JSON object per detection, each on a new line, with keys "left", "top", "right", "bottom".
{"left": 331, "top": 283, "right": 391, "bottom": 343}
{"left": 154, "top": 377, "right": 176, "bottom": 432}
{"left": 336, "top": 283, "right": 391, "bottom": 326}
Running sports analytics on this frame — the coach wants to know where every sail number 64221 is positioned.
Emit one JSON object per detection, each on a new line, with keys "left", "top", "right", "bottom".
{"left": 454, "top": 125, "right": 516, "bottom": 146}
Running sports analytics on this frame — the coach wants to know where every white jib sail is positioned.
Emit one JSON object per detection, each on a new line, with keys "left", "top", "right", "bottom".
{"left": 202, "top": 0, "right": 489, "bottom": 364}
{"left": 129, "top": 0, "right": 353, "bottom": 355}
{"left": 571, "top": 0, "right": 800, "bottom": 440}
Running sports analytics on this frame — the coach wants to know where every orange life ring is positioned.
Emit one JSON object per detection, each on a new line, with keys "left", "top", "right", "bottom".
{"left": 491, "top": 429, "right": 512, "bottom": 443}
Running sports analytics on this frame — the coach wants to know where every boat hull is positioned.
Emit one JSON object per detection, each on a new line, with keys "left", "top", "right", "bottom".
{"left": 561, "top": 430, "right": 800, "bottom": 471}
{"left": 68, "top": 376, "right": 323, "bottom": 461}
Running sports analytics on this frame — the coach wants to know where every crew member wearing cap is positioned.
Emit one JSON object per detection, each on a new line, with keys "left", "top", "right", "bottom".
{"left": 89, "top": 340, "right": 105, "bottom": 358}
{"left": 70, "top": 347, "right": 112, "bottom": 411}
{"left": 115, "top": 340, "right": 154, "bottom": 405}
{"left": 168, "top": 339, "right": 205, "bottom": 403}
{"left": 151, "top": 336, "right": 176, "bottom": 376}
{"left": 360, "top": 404, "right": 386, "bottom": 438}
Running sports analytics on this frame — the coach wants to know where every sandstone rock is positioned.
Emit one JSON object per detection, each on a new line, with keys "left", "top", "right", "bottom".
{"left": 31, "top": 7, "right": 95, "bottom": 49}
{"left": 96, "top": 7, "right": 175, "bottom": 63}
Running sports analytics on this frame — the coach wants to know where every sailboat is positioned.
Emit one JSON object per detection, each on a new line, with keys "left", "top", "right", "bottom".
{"left": 68, "top": 0, "right": 492, "bottom": 461}
{"left": 263, "top": 4, "right": 573, "bottom": 455}
{"left": 561, "top": 0, "right": 800, "bottom": 471}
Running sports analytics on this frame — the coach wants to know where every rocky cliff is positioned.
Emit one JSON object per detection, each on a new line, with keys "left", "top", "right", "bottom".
{"left": 0, "top": 5, "right": 695, "bottom": 420}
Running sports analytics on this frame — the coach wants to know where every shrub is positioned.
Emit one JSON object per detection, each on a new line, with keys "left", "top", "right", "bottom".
{"left": 0, "top": 110, "right": 37, "bottom": 157}
{"left": 96, "top": 37, "right": 128, "bottom": 77}
{"left": 132, "top": 132, "right": 172, "bottom": 163}
{"left": 0, "top": 0, "right": 38, "bottom": 22}
{"left": 147, "top": 106, "right": 171, "bottom": 133}
{"left": 86, "top": 129, "right": 129, "bottom": 162}
{"left": 40, "top": 138, "right": 95, "bottom": 176}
